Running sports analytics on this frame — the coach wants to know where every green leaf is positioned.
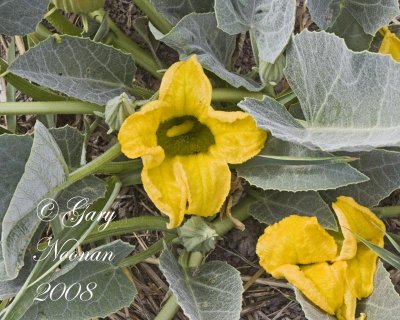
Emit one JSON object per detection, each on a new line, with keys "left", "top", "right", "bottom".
{"left": 307, "top": 0, "right": 400, "bottom": 35}
{"left": 326, "top": 7, "right": 373, "bottom": 51}
{"left": 1, "top": 122, "right": 68, "bottom": 280}
{"left": 248, "top": 189, "right": 337, "bottom": 230}
{"left": 20, "top": 241, "right": 137, "bottom": 319}
{"left": 151, "top": 0, "right": 214, "bottom": 25}
{"left": 357, "top": 261, "right": 400, "bottom": 319}
{"left": 0, "top": 0, "right": 47, "bottom": 36}
{"left": 215, "top": 0, "right": 296, "bottom": 63}
{"left": 50, "top": 126, "right": 85, "bottom": 169}
{"left": 159, "top": 245, "right": 243, "bottom": 320}
{"left": 151, "top": 13, "right": 263, "bottom": 91}
{"left": 8, "top": 35, "right": 136, "bottom": 105}
{"left": 236, "top": 137, "right": 368, "bottom": 192}
{"left": 321, "top": 149, "right": 400, "bottom": 207}
{"left": 240, "top": 31, "right": 400, "bottom": 152}
{"left": 294, "top": 288, "right": 335, "bottom": 320}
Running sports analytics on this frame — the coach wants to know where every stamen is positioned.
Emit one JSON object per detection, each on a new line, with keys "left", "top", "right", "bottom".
{"left": 166, "top": 120, "right": 194, "bottom": 137}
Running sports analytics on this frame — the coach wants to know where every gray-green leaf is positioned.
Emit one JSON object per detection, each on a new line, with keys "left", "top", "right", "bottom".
{"left": 159, "top": 245, "right": 243, "bottom": 320}
{"left": 236, "top": 137, "right": 368, "bottom": 192}
{"left": 249, "top": 189, "right": 337, "bottom": 230}
{"left": 151, "top": 0, "right": 214, "bottom": 25}
{"left": 357, "top": 261, "right": 400, "bottom": 319}
{"left": 2, "top": 122, "right": 68, "bottom": 280}
{"left": 307, "top": 0, "right": 400, "bottom": 35}
{"left": 151, "top": 13, "right": 263, "bottom": 91}
{"left": 0, "top": 0, "right": 47, "bottom": 36}
{"left": 321, "top": 149, "right": 400, "bottom": 207}
{"left": 241, "top": 31, "right": 400, "bottom": 152}
{"left": 215, "top": 0, "right": 296, "bottom": 63}
{"left": 9, "top": 36, "right": 136, "bottom": 105}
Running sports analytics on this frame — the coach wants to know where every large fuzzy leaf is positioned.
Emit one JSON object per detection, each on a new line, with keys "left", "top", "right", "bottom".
{"left": 322, "top": 149, "right": 400, "bottom": 207}
{"left": 9, "top": 36, "right": 136, "bottom": 105}
{"left": 236, "top": 137, "right": 368, "bottom": 192}
{"left": 307, "top": 0, "right": 400, "bottom": 34}
{"left": 0, "top": 0, "right": 47, "bottom": 36}
{"left": 151, "top": 0, "right": 214, "bottom": 25}
{"left": 151, "top": 13, "right": 263, "bottom": 91}
{"left": 215, "top": 0, "right": 296, "bottom": 63}
{"left": 159, "top": 245, "right": 243, "bottom": 320}
{"left": 249, "top": 189, "right": 337, "bottom": 230}
{"left": 240, "top": 31, "right": 400, "bottom": 152}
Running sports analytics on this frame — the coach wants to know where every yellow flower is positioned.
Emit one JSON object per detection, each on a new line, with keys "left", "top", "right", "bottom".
{"left": 379, "top": 27, "right": 400, "bottom": 62}
{"left": 118, "top": 56, "right": 266, "bottom": 228}
{"left": 256, "top": 196, "right": 385, "bottom": 320}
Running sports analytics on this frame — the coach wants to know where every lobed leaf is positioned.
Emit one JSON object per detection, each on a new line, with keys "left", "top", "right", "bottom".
{"left": 236, "top": 137, "right": 368, "bottom": 192}
{"left": 215, "top": 0, "right": 296, "bottom": 63}
{"left": 159, "top": 245, "right": 243, "bottom": 320}
{"left": 151, "top": 13, "right": 263, "bottom": 91}
{"left": 9, "top": 36, "right": 136, "bottom": 105}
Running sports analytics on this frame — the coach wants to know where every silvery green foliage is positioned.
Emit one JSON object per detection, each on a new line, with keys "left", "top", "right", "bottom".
{"left": 0, "top": 0, "right": 47, "bottom": 36}
{"left": 215, "top": 0, "right": 296, "bottom": 63}
{"left": 321, "top": 149, "right": 400, "bottom": 207}
{"left": 1, "top": 122, "right": 67, "bottom": 280}
{"left": 240, "top": 31, "right": 400, "bottom": 152}
{"left": 20, "top": 241, "right": 137, "bottom": 320}
{"left": 357, "top": 262, "right": 400, "bottom": 319}
{"left": 236, "top": 137, "right": 368, "bottom": 192}
{"left": 307, "top": 0, "right": 400, "bottom": 34}
{"left": 249, "top": 189, "right": 337, "bottom": 230}
{"left": 294, "top": 288, "right": 336, "bottom": 320}
{"left": 151, "top": 0, "right": 214, "bottom": 24}
{"left": 159, "top": 245, "right": 243, "bottom": 320}
{"left": 151, "top": 13, "right": 263, "bottom": 91}
{"left": 9, "top": 36, "right": 137, "bottom": 105}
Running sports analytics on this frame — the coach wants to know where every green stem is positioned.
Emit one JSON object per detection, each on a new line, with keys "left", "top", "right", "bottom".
{"left": 91, "top": 9, "right": 162, "bottom": 79}
{"left": 85, "top": 216, "right": 170, "bottom": 243}
{"left": 212, "top": 88, "right": 264, "bottom": 102}
{"left": 119, "top": 233, "right": 177, "bottom": 267}
{"left": 96, "top": 159, "right": 142, "bottom": 174}
{"left": 45, "top": 8, "right": 81, "bottom": 36}
{"left": 373, "top": 206, "right": 400, "bottom": 218}
{"left": 133, "top": 0, "right": 173, "bottom": 34}
{"left": 0, "top": 58, "right": 67, "bottom": 101}
{"left": 154, "top": 295, "right": 180, "bottom": 320}
{"left": 66, "top": 143, "right": 122, "bottom": 187}
{"left": 0, "top": 101, "right": 102, "bottom": 115}
{"left": 132, "top": 84, "right": 154, "bottom": 99}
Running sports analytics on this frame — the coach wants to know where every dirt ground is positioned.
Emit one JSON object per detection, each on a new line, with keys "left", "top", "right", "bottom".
{"left": 0, "top": 0, "right": 399, "bottom": 319}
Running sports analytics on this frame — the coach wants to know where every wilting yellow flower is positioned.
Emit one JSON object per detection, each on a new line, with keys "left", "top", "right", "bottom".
{"left": 118, "top": 56, "right": 266, "bottom": 228}
{"left": 256, "top": 196, "right": 385, "bottom": 320}
{"left": 379, "top": 27, "right": 400, "bottom": 62}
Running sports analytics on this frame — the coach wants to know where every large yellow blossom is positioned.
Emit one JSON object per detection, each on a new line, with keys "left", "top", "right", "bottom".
{"left": 379, "top": 27, "right": 400, "bottom": 62}
{"left": 256, "top": 196, "right": 385, "bottom": 320}
{"left": 118, "top": 56, "right": 266, "bottom": 228}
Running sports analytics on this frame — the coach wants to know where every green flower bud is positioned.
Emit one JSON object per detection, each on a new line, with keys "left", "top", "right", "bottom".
{"left": 259, "top": 54, "right": 286, "bottom": 86}
{"left": 52, "top": 0, "right": 105, "bottom": 13}
{"left": 104, "top": 93, "right": 136, "bottom": 134}
{"left": 178, "top": 217, "right": 219, "bottom": 253}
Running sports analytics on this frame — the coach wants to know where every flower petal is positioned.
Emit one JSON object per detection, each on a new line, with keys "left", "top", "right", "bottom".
{"left": 379, "top": 27, "right": 400, "bottom": 62}
{"left": 346, "top": 244, "right": 379, "bottom": 299}
{"left": 118, "top": 100, "right": 168, "bottom": 164}
{"left": 333, "top": 196, "right": 385, "bottom": 260}
{"left": 177, "top": 153, "right": 231, "bottom": 217}
{"left": 141, "top": 157, "right": 188, "bottom": 228}
{"left": 256, "top": 216, "right": 338, "bottom": 275}
{"left": 281, "top": 262, "right": 348, "bottom": 315}
{"left": 159, "top": 55, "right": 212, "bottom": 118}
{"left": 206, "top": 110, "right": 267, "bottom": 164}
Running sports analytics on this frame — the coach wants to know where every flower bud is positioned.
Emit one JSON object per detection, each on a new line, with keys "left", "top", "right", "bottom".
{"left": 104, "top": 93, "right": 136, "bottom": 134}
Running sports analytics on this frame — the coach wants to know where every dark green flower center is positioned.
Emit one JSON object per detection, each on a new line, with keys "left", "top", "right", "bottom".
{"left": 156, "top": 116, "right": 215, "bottom": 156}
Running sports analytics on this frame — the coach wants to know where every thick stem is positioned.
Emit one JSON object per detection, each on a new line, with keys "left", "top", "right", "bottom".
{"left": 212, "top": 88, "right": 264, "bottom": 102}
{"left": 96, "top": 159, "right": 142, "bottom": 174}
{"left": 0, "top": 101, "right": 102, "bottom": 115}
{"left": 133, "top": 0, "right": 173, "bottom": 34}
{"left": 45, "top": 9, "right": 81, "bottom": 36}
{"left": 154, "top": 295, "right": 180, "bottom": 320}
